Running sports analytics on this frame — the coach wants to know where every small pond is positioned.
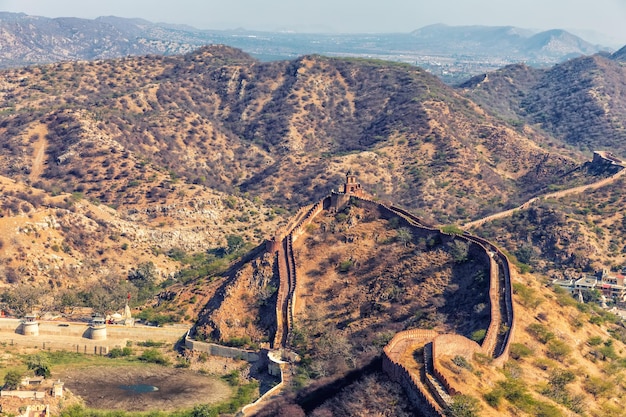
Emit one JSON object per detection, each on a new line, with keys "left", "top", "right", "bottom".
{"left": 119, "top": 384, "right": 159, "bottom": 393}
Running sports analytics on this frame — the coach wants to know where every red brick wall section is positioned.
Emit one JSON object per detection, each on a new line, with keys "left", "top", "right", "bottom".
{"left": 273, "top": 248, "right": 288, "bottom": 348}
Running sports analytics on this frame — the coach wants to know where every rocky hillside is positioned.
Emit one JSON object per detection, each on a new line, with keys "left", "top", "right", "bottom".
{"left": 0, "top": 13, "right": 203, "bottom": 67}
{"left": 4, "top": 44, "right": 622, "bottom": 293}
{"left": 0, "top": 46, "right": 585, "bottom": 226}
{"left": 459, "top": 51, "right": 626, "bottom": 155}
{"left": 475, "top": 175, "right": 626, "bottom": 277}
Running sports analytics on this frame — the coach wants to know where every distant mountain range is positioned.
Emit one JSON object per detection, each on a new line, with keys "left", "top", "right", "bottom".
{"left": 410, "top": 24, "right": 604, "bottom": 58}
{"left": 0, "top": 13, "right": 615, "bottom": 83}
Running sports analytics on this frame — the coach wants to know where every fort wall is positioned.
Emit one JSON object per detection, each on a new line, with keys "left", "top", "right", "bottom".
{"left": 231, "top": 182, "right": 517, "bottom": 415}
{"left": 351, "top": 195, "right": 515, "bottom": 413}
{"left": 382, "top": 353, "right": 442, "bottom": 417}
{"left": 0, "top": 391, "right": 46, "bottom": 399}
{"left": 184, "top": 332, "right": 260, "bottom": 362}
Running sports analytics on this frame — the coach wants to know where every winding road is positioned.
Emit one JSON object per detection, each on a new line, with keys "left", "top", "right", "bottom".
{"left": 462, "top": 153, "right": 626, "bottom": 230}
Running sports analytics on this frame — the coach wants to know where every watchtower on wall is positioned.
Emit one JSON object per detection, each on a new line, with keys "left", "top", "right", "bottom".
{"left": 331, "top": 171, "right": 367, "bottom": 211}
{"left": 342, "top": 171, "right": 364, "bottom": 196}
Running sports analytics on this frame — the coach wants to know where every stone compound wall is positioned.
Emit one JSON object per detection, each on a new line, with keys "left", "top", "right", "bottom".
{"left": 184, "top": 332, "right": 260, "bottom": 362}
{"left": 1, "top": 391, "right": 46, "bottom": 399}
{"left": 272, "top": 197, "right": 328, "bottom": 348}
{"left": 382, "top": 355, "right": 442, "bottom": 417}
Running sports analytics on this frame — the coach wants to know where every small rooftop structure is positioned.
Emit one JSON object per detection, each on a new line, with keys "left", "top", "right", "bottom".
{"left": 21, "top": 376, "right": 44, "bottom": 386}
{"left": 52, "top": 380, "right": 64, "bottom": 398}
{"left": 88, "top": 316, "right": 107, "bottom": 340}
{"left": 89, "top": 316, "right": 106, "bottom": 327}
{"left": 23, "top": 314, "right": 38, "bottom": 323}
{"left": 20, "top": 314, "right": 39, "bottom": 336}
{"left": 554, "top": 269, "right": 626, "bottom": 303}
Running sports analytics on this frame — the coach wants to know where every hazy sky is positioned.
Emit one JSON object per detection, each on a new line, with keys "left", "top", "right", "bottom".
{"left": 1, "top": 0, "right": 625, "bottom": 43}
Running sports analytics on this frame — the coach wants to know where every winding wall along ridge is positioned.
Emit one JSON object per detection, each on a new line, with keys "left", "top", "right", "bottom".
{"left": 244, "top": 190, "right": 515, "bottom": 415}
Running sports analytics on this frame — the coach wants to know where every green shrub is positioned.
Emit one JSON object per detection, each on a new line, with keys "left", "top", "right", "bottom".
{"left": 26, "top": 353, "right": 51, "bottom": 378}
{"left": 587, "top": 336, "right": 603, "bottom": 346}
{"left": 221, "top": 370, "right": 240, "bottom": 387}
{"left": 546, "top": 339, "right": 572, "bottom": 360}
{"left": 527, "top": 323, "right": 554, "bottom": 344}
{"left": 510, "top": 343, "right": 533, "bottom": 360}
{"left": 584, "top": 376, "right": 613, "bottom": 398}
{"left": 452, "top": 355, "right": 473, "bottom": 371}
{"left": 484, "top": 389, "right": 503, "bottom": 407}
{"left": 225, "top": 336, "right": 251, "bottom": 348}
{"left": 441, "top": 224, "right": 464, "bottom": 235}
{"left": 445, "top": 394, "right": 481, "bottom": 417}
{"left": 338, "top": 259, "right": 354, "bottom": 273}
{"left": 3, "top": 369, "right": 23, "bottom": 390}
{"left": 513, "top": 283, "right": 542, "bottom": 308}
{"left": 470, "top": 329, "right": 486, "bottom": 343}
{"left": 108, "top": 347, "right": 133, "bottom": 358}
{"left": 137, "top": 340, "right": 164, "bottom": 347}
{"left": 139, "top": 348, "right": 169, "bottom": 365}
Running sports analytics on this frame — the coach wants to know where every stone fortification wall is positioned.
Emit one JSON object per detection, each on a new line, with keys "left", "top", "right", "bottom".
{"left": 383, "top": 330, "right": 443, "bottom": 416}
{"left": 240, "top": 353, "right": 287, "bottom": 417}
{"left": 1, "top": 391, "right": 46, "bottom": 399}
{"left": 382, "top": 353, "right": 442, "bottom": 417}
{"left": 384, "top": 329, "right": 439, "bottom": 354}
{"left": 463, "top": 234, "right": 516, "bottom": 365}
{"left": 474, "top": 243, "right": 501, "bottom": 356}
{"left": 238, "top": 190, "right": 515, "bottom": 415}
{"left": 184, "top": 333, "right": 260, "bottom": 362}
{"left": 290, "top": 198, "right": 327, "bottom": 243}
{"left": 492, "top": 250, "right": 516, "bottom": 367}
{"left": 285, "top": 235, "right": 297, "bottom": 345}
{"left": 271, "top": 197, "right": 329, "bottom": 349}
{"left": 353, "top": 195, "right": 515, "bottom": 412}
{"left": 273, "top": 248, "right": 288, "bottom": 348}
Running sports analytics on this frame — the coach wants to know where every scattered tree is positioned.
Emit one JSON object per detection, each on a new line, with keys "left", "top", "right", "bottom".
{"left": 396, "top": 227, "right": 413, "bottom": 246}
{"left": 26, "top": 354, "right": 51, "bottom": 378}
{"left": 3, "top": 369, "right": 23, "bottom": 389}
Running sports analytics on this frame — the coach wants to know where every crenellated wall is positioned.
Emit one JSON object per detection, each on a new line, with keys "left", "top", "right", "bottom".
{"left": 382, "top": 353, "right": 442, "bottom": 417}
{"left": 350, "top": 195, "right": 516, "bottom": 414}
{"left": 237, "top": 189, "right": 516, "bottom": 415}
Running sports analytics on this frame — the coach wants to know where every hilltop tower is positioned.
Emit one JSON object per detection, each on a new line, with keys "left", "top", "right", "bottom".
{"left": 331, "top": 171, "right": 366, "bottom": 211}
{"left": 343, "top": 171, "right": 364, "bottom": 196}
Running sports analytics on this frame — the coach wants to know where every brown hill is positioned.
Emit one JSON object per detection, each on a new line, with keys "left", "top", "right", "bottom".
{"left": 0, "top": 46, "right": 624, "bottom": 416}
{"left": 460, "top": 54, "right": 626, "bottom": 155}
{"left": 0, "top": 46, "right": 583, "bottom": 226}
{"left": 187, "top": 191, "right": 626, "bottom": 417}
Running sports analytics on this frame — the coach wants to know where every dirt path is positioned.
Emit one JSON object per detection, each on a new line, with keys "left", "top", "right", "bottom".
{"left": 463, "top": 159, "right": 626, "bottom": 230}
{"left": 28, "top": 124, "right": 49, "bottom": 182}
{"left": 56, "top": 365, "right": 231, "bottom": 412}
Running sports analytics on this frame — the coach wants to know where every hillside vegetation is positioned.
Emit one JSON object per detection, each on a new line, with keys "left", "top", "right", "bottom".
{"left": 460, "top": 52, "right": 626, "bottom": 155}
{"left": 0, "top": 44, "right": 625, "bottom": 417}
